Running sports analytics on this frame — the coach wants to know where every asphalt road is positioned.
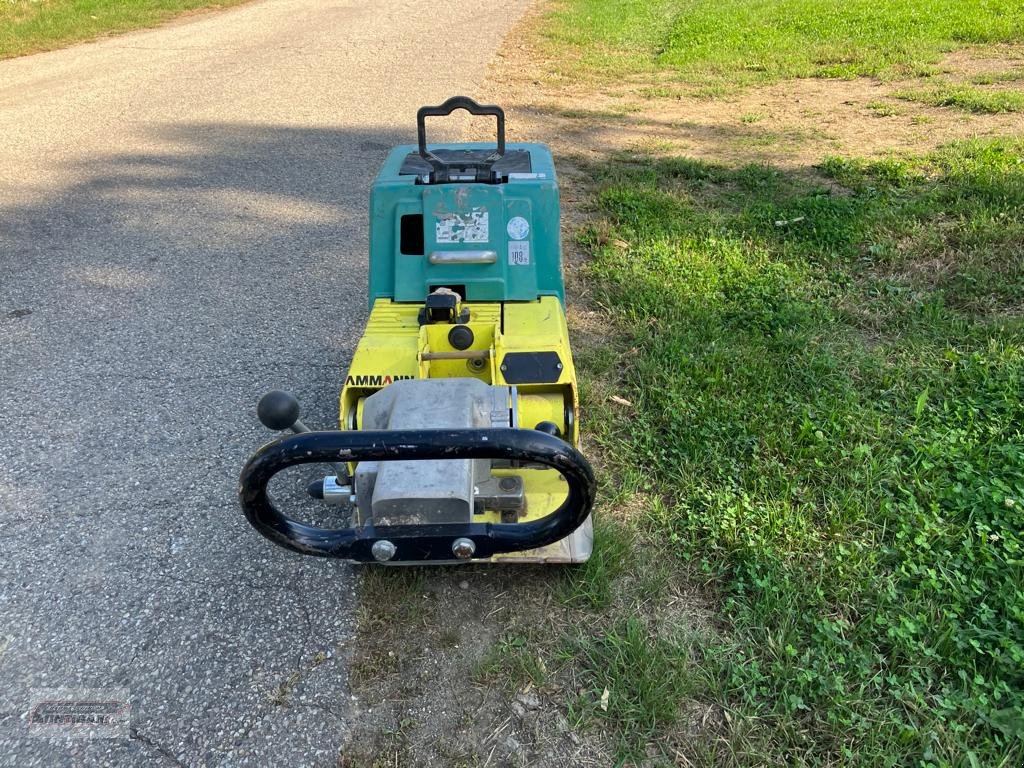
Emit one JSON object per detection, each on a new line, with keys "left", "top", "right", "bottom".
{"left": 0, "top": 1, "right": 531, "bottom": 764}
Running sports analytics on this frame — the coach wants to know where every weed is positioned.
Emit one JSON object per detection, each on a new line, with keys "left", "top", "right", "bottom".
{"left": 639, "top": 84, "right": 684, "bottom": 100}
{"left": 268, "top": 671, "right": 300, "bottom": 706}
{"left": 556, "top": 516, "right": 634, "bottom": 609}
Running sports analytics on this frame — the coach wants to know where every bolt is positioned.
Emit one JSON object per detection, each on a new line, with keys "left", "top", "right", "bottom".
{"left": 451, "top": 537, "right": 476, "bottom": 560}
{"left": 371, "top": 540, "right": 397, "bottom": 562}
{"left": 499, "top": 476, "right": 518, "bottom": 492}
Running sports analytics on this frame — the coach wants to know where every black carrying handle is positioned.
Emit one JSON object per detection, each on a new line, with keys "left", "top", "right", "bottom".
{"left": 416, "top": 96, "right": 506, "bottom": 182}
{"left": 238, "top": 428, "right": 595, "bottom": 562}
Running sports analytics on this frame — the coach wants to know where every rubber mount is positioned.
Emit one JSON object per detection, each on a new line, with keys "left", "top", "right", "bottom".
{"left": 257, "top": 390, "right": 300, "bottom": 431}
{"left": 535, "top": 421, "right": 562, "bottom": 438}
{"left": 448, "top": 324, "right": 474, "bottom": 351}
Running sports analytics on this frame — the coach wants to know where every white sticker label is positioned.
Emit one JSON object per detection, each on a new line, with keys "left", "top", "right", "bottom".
{"left": 508, "top": 241, "right": 530, "bottom": 266}
{"left": 507, "top": 216, "right": 530, "bottom": 240}
{"left": 435, "top": 207, "right": 489, "bottom": 243}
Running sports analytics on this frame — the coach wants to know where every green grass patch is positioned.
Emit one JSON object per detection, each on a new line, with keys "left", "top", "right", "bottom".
{"left": 866, "top": 99, "right": 907, "bottom": 117}
{"left": 566, "top": 618, "right": 694, "bottom": 753}
{"left": 541, "top": 0, "right": 1024, "bottom": 90}
{"left": 0, "top": 0, "right": 250, "bottom": 59}
{"left": 556, "top": 516, "right": 635, "bottom": 609}
{"left": 475, "top": 629, "right": 552, "bottom": 690}
{"left": 569, "top": 138, "right": 1024, "bottom": 764}
{"left": 894, "top": 83, "right": 1024, "bottom": 113}
{"left": 969, "top": 70, "right": 1023, "bottom": 85}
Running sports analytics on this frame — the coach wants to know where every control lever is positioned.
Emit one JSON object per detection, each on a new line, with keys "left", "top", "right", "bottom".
{"left": 256, "top": 390, "right": 351, "bottom": 490}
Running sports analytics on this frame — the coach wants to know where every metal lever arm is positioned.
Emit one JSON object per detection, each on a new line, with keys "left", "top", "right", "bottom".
{"left": 238, "top": 428, "right": 595, "bottom": 562}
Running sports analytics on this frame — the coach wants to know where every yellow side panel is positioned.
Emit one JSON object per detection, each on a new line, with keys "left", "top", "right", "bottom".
{"left": 496, "top": 297, "right": 580, "bottom": 444}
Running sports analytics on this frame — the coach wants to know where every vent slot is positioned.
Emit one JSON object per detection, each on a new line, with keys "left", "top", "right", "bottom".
{"left": 400, "top": 214, "right": 425, "bottom": 255}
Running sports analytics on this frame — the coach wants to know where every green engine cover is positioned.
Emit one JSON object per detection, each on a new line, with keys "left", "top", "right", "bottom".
{"left": 368, "top": 142, "right": 564, "bottom": 308}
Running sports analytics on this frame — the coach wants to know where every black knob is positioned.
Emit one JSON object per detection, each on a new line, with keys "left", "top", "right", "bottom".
{"left": 534, "top": 421, "right": 562, "bottom": 438}
{"left": 257, "top": 390, "right": 300, "bottom": 431}
{"left": 448, "top": 324, "right": 474, "bottom": 351}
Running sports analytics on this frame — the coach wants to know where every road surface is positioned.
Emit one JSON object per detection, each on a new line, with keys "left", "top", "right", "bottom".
{"left": 0, "top": 1, "right": 531, "bottom": 764}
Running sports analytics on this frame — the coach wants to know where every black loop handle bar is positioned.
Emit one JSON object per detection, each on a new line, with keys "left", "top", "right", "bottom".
{"left": 417, "top": 96, "right": 506, "bottom": 159}
{"left": 238, "top": 428, "right": 595, "bottom": 562}
{"left": 416, "top": 96, "right": 506, "bottom": 182}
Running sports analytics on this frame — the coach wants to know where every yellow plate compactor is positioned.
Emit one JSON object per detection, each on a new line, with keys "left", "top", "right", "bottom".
{"left": 238, "top": 97, "right": 595, "bottom": 564}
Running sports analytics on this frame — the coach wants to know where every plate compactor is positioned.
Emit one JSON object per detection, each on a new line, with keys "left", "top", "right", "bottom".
{"left": 238, "top": 97, "right": 595, "bottom": 564}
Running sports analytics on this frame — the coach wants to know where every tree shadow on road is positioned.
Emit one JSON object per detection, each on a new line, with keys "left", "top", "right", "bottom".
{"left": 0, "top": 121, "right": 419, "bottom": 767}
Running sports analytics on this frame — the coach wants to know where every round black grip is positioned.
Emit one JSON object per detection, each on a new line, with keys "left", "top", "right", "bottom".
{"left": 417, "top": 96, "right": 506, "bottom": 161}
{"left": 238, "top": 428, "right": 595, "bottom": 562}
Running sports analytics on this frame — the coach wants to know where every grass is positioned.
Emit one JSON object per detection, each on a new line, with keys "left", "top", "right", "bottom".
{"left": 540, "top": 0, "right": 1024, "bottom": 90}
{"left": 866, "top": 99, "right": 907, "bottom": 117}
{"left": 566, "top": 618, "right": 694, "bottom": 752}
{"left": 350, "top": 567, "right": 429, "bottom": 686}
{"left": 549, "top": 138, "right": 1024, "bottom": 765}
{"left": 894, "top": 83, "right": 1024, "bottom": 113}
{"left": 516, "top": 6, "right": 1024, "bottom": 761}
{"left": 0, "top": 0, "right": 249, "bottom": 59}
{"left": 969, "top": 71, "right": 1023, "bottom": 85}
{"left": 345, "top": 1, "right": 1022, "bottom": 762}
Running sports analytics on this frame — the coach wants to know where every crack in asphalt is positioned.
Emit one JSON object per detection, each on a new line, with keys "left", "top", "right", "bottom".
{"left": 130, "top": 727, "right": 189, "bottom": 767}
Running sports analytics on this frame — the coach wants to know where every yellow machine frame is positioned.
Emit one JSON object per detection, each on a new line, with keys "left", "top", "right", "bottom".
{"left": 339, "top": 296, "right": 583, "bottom": 562}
